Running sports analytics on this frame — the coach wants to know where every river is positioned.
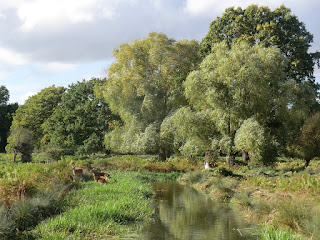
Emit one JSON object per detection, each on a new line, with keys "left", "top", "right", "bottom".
{"left": 137, "top": 182, "right": 254, "bottom": 240}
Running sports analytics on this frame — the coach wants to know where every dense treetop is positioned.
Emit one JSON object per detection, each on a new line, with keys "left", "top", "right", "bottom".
{"left": 42, "top": 79, "right": 118, "bottom": 155}
{"left": 102, "top": 32, "right": 200, "bottom": 157}
{"left": 10, "top": 86, "right": 66, "bottom": 150}
{"left": 200, "top": 5, "right": 317, "bottom": 85}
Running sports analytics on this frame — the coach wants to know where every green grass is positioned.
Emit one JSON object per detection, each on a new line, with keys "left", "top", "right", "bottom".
{"left": 31, "top": 171, "right": 180, "bottom": 239}
{"left": 260, "top": 226, "right": 304, "bottom": 240}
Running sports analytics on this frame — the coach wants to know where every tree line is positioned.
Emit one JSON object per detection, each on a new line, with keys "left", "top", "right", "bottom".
{"left": 1, "top": 5, "right": 320, "bottom": 167}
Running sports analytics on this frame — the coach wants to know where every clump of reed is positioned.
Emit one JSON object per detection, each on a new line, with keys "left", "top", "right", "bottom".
{"left": 260, "top": 226, "right": 304, "bottom": 240}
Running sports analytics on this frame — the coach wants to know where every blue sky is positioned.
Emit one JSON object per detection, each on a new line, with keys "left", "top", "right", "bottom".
{"left": 0, "top": 0, "right": 319, "bottom": 104}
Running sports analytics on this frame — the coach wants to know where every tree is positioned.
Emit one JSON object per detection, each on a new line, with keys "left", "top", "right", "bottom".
{"left": 161, "top": 107, "right": 219, "bottom": 165}
{"left": 6, "top": 127, "right": 34, "bottom": 162}
{"left": 200, "top": 5, "right": 317, "bottom": 85}
{"left": 42, "top": 78, "right": 118, "bottom": 156}
{"left": 0, "top": 85, "right": 18, "bottom": 152}
{"left": 10, "top": 86, "right": 66, "bottom": 150}
{"left": 102, "top": 32, "right": 201, "bottom": 160}
{"left": 185, "top": 42, "right": 290, "bottom": 166}
{"left": 293, "top": 113, "right": 320, "bottom": 167}
{"left": 0, "top": 86, "right": 9, "bottom": 104}
{"left": 235, "top": 118, "right": 278, "bottom": 165}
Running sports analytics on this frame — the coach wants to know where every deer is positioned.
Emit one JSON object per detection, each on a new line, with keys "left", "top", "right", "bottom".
{"left": 72, "top": 166, "right": 83, "bottom": 177}
{"left": 97, "top": 176, "right": 110, "bottom": 184}
{"left": 90, "top": 168, "right": 111, "bottom": 182}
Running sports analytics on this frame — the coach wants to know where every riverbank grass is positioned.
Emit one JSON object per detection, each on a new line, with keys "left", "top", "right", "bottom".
{"left": 179, "top": 157, "right": 320, "bottom": 239}
{"left": 32, "top": 171, "right": 179, "bottom": 239}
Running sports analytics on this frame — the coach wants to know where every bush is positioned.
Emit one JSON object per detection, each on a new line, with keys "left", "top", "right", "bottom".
{"left": 45, "top": 147, "right": 65, "bottom": 161}
{"left": 11, "top": 199, "right": 38, "bottom": 230}
{"left": 0, "top": 206, "right": 14, "bottom": 239}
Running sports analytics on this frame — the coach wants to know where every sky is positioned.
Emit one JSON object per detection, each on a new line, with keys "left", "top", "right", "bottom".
{"left": 0, "top": 0, "right": 319, "bottom": 104}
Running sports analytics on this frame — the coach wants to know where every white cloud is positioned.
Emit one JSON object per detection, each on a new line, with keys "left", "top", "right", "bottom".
{"left": 184, "top": 0, "right": 298, "bottom": 16}
{"left": 17, "top": 0, "right": 121, "bottom": 31}
{"left": 0, "top": 47, "right": 28, "bottom": 65}
{"left": 38, "top": 62, "right": 76, "bottom": 73}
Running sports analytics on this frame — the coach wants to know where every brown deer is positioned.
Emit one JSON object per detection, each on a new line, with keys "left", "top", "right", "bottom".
{"left": 90, "top": 168, "right": 110, "bottom": 182}
{"left": 72, "top": 166, "right": 83, "bottom": 177}
{"left": 97, "top": 176, "right": 110, "bottom": 184}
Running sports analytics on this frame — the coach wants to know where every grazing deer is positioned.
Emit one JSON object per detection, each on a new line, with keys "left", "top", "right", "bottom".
{"left": 97, "top": 176, "right": 110, "bottom": 184}
{"left": 72, "top": 166, "right": 83, "bottom": 177}
{"left": 90, "top": 168, "right": 110, "bottom": 182}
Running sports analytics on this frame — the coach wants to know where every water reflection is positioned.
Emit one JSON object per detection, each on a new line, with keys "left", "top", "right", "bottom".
{"left": 139, "top": 182, "right": 252, "bottom": 240}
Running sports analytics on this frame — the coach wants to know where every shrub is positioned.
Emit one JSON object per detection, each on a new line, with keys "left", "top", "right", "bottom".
{"left": 0, "top": 206, "right": 14, "bottom": 239}
{"left": 11, "top": 199, "right": 38, "bottom": 230}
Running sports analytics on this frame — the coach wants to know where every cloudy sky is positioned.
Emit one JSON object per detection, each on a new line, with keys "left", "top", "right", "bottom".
{"left": 0, "top": 0, "right": 319, "bottom": 104}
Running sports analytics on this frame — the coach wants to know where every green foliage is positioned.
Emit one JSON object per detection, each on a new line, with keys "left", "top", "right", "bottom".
{"left": 34, "top": 171, "right": 177, "bottom": 239}
{"left": 6, "top": 127, "right": 34, "bottom": 162}
{"left": 0, "top": 206, "right": 14, "bottom": 239}
{"left": 160, "top": 107, "right": 219, "bottom": 157}
{"left": 185, "top": 42, "right": 289, "bottom": 164}
{"left": 296, "top": 113, "right": 320, "bottom": 163}
{"left": 102, "top": 32, "right": 200, "bottom": 155}
{"left": 42, "top": 79, "right": 118, "bottom": 156}
{"left": 0, "top": 85, "right": 18, "bottom": 153}
{"left": 0, "top": 104, "right": 18, "bottom": 153}
{"left": 0, "top": 85, "right": 9, "bottom": 104}
{"left": 235, "top": 118, "right": 278, "bottom": 165}
{"left": 10, "top": 86, "right": 65, "bottom": 150}
{"left": 200, "top": 4, "right": 315, "bottom": 85}
{"left": 286, "top": 112, "right": 320, "bottom": 167}
{"left": 260, "top": 226, "right": 304, "bottom": 240}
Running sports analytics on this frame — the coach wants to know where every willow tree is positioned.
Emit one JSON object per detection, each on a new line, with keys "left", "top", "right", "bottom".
{"left": 201, "top": 5, "right": 319, "bottom": 145}
{"left": 185, "top": 42, "right": 290, "bottom": 166}
{"left": 161, "top": 107, "right": 220, "bottom": 168}
{"left": 102, "top": 32, "right": 200, "bottom": 159}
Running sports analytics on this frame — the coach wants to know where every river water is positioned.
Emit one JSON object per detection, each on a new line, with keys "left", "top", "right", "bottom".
{"left": 137, "top": 182, "right": 254, "bottom": 240}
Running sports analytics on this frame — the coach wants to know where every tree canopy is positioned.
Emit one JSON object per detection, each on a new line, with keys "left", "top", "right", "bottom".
{"left": 0, "top": 86, "right": 18, "bottom": 152}
{"left": 185, "top": 42, "right": 290, "bottom": 165}
{"left": 200, "top": 5, "right": 317, "bottom": 85}
{"left": 10, "top": 86, "right": 66, "bottom": 150}
{"left": 102, "top": 32, "right": 200, "bottom": 158}
{"left": 42, "top": 79, "right": 118, "bottom": 155}
{"left": 292, "top": 113, "right": 320, "bottom": 167}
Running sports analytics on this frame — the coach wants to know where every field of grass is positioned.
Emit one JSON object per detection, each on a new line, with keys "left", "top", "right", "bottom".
{"left": 29, "top": 171, "right": 180, "bottom": 239}
{"left": 0, "top": 153, "right": 184, "bottom": 239}
{"left": 1, "top": 153, "right": 320, "bottom": 239}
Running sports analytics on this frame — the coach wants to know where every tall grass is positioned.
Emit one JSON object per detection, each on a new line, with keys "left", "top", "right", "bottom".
{"left": 260, "top": 226, "right": 304, "bottom": 240}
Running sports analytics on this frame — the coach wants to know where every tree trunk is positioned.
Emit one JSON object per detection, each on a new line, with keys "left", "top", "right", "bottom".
{"left": 226, "top": 152, "right": 235, "bottom": 167}
{"left": 242, "top": 151, "right": 249, "bottom": 164}
{"left": 158, "top": 146, "right": 166, "bottom": 161}
{"left": 13, "top": 150, "right": 17, "bottom": 162}
{"left": 304, "top": 158, "right": 311, "bottom": 168}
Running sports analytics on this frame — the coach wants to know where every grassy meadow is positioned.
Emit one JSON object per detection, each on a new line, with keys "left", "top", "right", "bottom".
{"left": 0, "top": 154, "right": 185, "bottom": 239}
{"left": 0, "top": 153, "right": 320, "bottom": 239}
